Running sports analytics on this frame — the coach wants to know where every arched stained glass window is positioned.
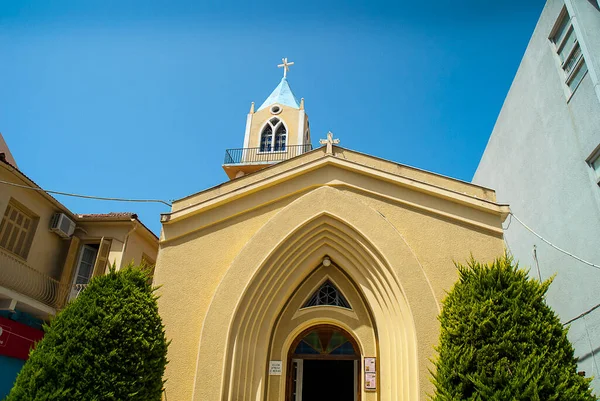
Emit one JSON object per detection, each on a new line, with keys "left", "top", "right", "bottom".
{"left": 259, "top": 118, "right": 287, "bottom": 152}
{"left": 292, "top": 326, "right": 357, "bottom": 357}
{"left": 274, "top": 125, "right": 287, "bottom": 151}
{"left": 302, "top": 280, "right": 351, "bottom": 309}
{"left": 260, "top": 126, "right": 273, "bottom": 152}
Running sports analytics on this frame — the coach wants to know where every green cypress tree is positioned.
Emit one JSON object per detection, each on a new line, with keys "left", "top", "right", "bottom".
{"left": 431, "top": 256, "right": 596, "bottom": 401}
{"left": 6, "top": 265, "right": 168, "bottom": 401}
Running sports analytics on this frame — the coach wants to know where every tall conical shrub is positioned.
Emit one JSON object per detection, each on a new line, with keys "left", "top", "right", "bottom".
{"left": 6, "top": 265, "right": 168, "bottom": 401}
{"left": 431, "top": 256, "right": 595, "bottom": 401}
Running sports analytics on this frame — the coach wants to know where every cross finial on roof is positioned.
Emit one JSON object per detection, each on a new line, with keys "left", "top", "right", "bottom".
{"left": 277, "top": 57, "right": 294, "bottom": 78}
{"left": 319, "top": 131, "right": 340, "bottom": 155}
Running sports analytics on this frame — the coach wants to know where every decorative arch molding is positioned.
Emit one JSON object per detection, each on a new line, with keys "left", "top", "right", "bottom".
{"left": 272, "top": 263, "right": 375, "bottom": 401}
{"left": 192, "top": 186, "right": 440, "bottom": 401}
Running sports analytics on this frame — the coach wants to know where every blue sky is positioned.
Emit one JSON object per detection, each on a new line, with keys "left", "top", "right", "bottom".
{"left": 0, "top": 0, "right": 546, "bottom": 234}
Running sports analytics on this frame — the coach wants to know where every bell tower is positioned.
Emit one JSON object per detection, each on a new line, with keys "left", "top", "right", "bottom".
{"left": 223, "top": 58, "right": 312, "bottom": 180}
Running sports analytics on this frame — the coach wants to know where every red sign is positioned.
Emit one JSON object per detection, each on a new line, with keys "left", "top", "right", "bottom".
{"left": 0, "top": 316, "right": 44, "bottom": 360}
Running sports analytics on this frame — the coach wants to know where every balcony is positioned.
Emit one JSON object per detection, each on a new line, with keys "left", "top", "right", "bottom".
{"left": 224, "top": 144, "right": 313, "bottom": 165}
{"left": 0, "top": 248, "right": 68, "bottom": 313}
{"left": 222, "top": 144, "right": 312, "bottom": 179}
{"left": 69, "top": 283, "right": 88, "bottom": 301}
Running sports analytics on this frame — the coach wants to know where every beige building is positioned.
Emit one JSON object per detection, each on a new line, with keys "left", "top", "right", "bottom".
{"left": 0, "top": 134, "right": 159, "bottom": 321}
{"left": 155, "top": 65, "right": 510, "bottom": 401}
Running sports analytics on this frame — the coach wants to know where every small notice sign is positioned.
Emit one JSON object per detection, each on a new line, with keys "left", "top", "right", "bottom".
{"left": 269, "top": 361, "right": 282, "bottom": 375}
{"left": 365, "top": 357, "right": 376, "bottom": 390}
{"left": 364, "top": 357, "right": 376, "bottom": 372}
{"left": 365, "top": 372, "right": 376, "bottom": 389}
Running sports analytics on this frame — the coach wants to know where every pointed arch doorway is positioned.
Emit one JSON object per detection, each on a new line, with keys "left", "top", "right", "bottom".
{"left": 287, "top": 324, "right": 360, "bottom": 401}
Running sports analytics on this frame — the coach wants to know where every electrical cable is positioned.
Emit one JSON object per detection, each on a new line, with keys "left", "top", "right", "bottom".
{"left": 0, "top": 179, "right": 172, "bottom": 207}
{"left": 564, "top": 302, "right": 600, "bottom": 326}
{"left": 509, "top": 212, "right": 600, "bottom": 270}
{"left": 0, "top": 327, "right": 37, "bottom": 343}
{"left": 507, "top": 212, "right": 600, "bottom": 325}
{"left": 503, "top": 238, "right": 513, "bottom": 257}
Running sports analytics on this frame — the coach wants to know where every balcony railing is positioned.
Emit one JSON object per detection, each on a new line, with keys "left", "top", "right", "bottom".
{"left": 69, "top": 283, "right": 88, "bottom": 301}
{"left": 0, "top": 248, "right": 67, "bottom": 309}
{"left": 224, "top": 144, "right": 312, "bottom": 165}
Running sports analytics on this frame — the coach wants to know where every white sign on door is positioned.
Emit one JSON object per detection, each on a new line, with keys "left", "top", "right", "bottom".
{"left": 269, "top": 360, "right": 282, "bottom": 375}
{"left": 364, "top": 357, "right": 376, "bottom": 372}
{"left": 365, "top": 372, "right": 376, "bottom": 389}
{"left": 365, "top": 357, "right": 377, "bottom": 390}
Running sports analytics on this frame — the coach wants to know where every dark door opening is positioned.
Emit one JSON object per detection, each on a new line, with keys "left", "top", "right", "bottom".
{"left": 288, "top": 325, "right": 360, "bottom": 401}
{"left": 302, "top": 360, "right": 355, "bottom": 400}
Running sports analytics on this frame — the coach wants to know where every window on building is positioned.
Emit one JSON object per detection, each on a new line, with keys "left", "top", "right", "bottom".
{"left": 259, "top": 118, "right": 287, "bottom": 152}
{"left": 292, "top": 326, "right": 357, "bottom": 357}
{"left": 69, "top": 238, "right": 112, "bottom": 300}
{"left": 70, "top": 244, "right": 99, "bottom": 299}
{"left": 274, "top": 125, "right": 287, "bottom": 151}
{"left": 0, "top": 200, "right": 38, "bottom": 259}
{"left": 550, "top": 8, "right": 588, "bottom": 93}
{"left": 260, "top": 125, "right": 273, "bottom": 152}
{"left": 302, "top": 280, "right": 351, "bottom": 309}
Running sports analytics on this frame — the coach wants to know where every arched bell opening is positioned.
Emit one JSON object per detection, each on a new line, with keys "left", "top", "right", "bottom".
{"left": 287, "top": 324, "right": 361, "bottom": 401}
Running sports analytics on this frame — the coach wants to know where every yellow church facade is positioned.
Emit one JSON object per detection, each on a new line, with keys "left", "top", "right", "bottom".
{"left": 155, "top": 62, "right": 509, "bottom": 401}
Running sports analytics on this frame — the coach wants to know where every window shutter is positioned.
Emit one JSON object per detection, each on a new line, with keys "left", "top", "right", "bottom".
{"left": 58, "top": 236, "right": 81, "bottom": 307}
{"left": 92, "top": 237, "right": 112, "bottom": 277}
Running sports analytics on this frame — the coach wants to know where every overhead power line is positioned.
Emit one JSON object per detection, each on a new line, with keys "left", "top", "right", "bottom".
{"left": 507, "top": 212, "right": 600, "bottom": 325}
{"left": 564, "top": 302, "right": 600, "bottom": 326}
{"left": 2, "top": 179, "right": 597, "bottom": 267}
{"left": 509, "top": 212, "right": 600, "bottom": 270}
{"left": 0, "top": 179, "right": 172, "bottom": 207}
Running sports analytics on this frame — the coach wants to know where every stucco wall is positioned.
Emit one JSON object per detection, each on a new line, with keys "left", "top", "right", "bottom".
{"left": 120, "top": 228, "right": 159, "bottom": 268}
{"left": 156, "top": 153, "right": 506, "bottom": 401}
{"left": 248, "top": 105, "right": 302, "bottom": 149}
{"left": 74, "top": 221, "right": 158, "bottom": 271}
{"left": 473, "top": 0, "right": 600, "bottom": 390}
{"left": 0, "top": 164, "right": 159, "bottom": 316}
{"left": 175, "top": 147, "right": 498, "bottom": 217}
{"left": 0, "top": 166, "right": 69, "bottom": 279}
{"left": 75, "top": 222, "right": 129, "bottom": 270}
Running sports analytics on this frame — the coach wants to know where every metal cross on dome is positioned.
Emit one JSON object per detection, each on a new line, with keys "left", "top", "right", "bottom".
{"left": 277, "top": 57, "right": 294, "bottom": 78}
{"left": 319, "top": 131, "right": 340, "bottom": 155}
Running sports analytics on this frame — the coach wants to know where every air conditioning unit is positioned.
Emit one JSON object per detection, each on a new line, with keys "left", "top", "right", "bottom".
{"left": 50, "top": 213, "right": 76, "bottom": 238}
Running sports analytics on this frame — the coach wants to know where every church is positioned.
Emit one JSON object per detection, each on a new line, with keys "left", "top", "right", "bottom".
{"left": 154, "top": 59, "right": 509, "bottom": 401}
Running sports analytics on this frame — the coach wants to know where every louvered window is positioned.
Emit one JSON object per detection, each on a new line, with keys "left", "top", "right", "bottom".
{"left": 551, "top": 8, "right": 588, "bottom": 93}
{"left": 0, "top": 200, "right": 37, "bottom": 259}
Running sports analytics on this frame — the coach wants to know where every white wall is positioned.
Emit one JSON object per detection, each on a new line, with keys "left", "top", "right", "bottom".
{"left": 474, "top": 0, "right": 600, "bottom": 391}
